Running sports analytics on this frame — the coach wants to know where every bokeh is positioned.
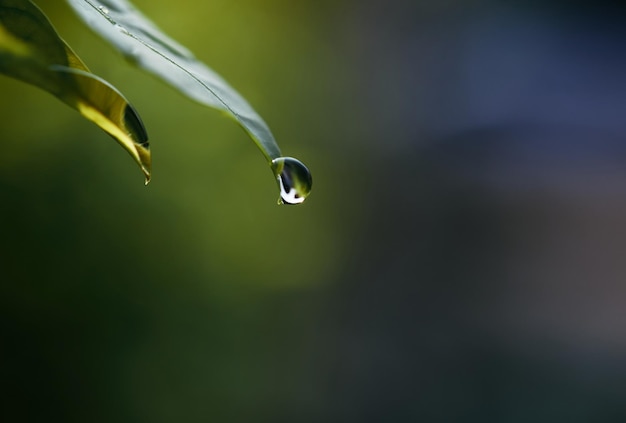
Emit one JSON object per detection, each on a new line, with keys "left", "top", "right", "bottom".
{"left": 2, "top": 0, "right": 626, "bottom": 421}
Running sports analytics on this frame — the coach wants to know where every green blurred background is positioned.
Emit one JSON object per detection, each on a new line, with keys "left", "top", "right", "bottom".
{"left": 2, "top": 0, "right": 626, "bottom": 421}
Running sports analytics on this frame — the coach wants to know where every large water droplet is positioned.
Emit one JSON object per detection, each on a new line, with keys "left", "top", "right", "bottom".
{"left": 98, "top": 5, "right": 109, "bottom": 14}
{"left": 271, "top": 157, "right": 312, "bottom": 205}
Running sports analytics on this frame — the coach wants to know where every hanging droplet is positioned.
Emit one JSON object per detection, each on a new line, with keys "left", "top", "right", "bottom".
{"left": 271, "top": 157, "right": 312, "bottom": 205}
{"left": 98, "top": 5, "right": 109, "bottom": 14}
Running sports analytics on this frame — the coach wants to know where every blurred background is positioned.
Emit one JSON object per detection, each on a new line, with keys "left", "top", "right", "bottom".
{"left": 2, "top": 0, "right": 626, "bottom": 421}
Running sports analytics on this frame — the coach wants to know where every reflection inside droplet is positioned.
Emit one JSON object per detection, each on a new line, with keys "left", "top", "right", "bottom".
{"left": 271, "top": 157, "right": 312, "bottom": 205}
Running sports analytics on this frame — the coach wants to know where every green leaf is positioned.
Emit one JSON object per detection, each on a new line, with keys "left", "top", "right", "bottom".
{"left": 0, "top": 0, "right": 151, "bottom": 182}
{"left": 66, "top": 0, "right": 312, "bottom": 203}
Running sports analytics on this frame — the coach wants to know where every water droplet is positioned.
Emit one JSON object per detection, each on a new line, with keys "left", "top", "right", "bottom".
{"left": 115, "top": 24, "right": 130, "bottom": 35}
{"left": 271, "top": 157, "right": 312, "bottom": 205}
{"left": 98, "top": 5, "right": 109, "bottom": 14}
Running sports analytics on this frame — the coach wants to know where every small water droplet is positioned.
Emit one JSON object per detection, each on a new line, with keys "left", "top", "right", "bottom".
{"left": 98, "top": 5, "right": 109, "bottom": 14}
{"left": 271, "top": 157, "right": 312, "bottom": 205}
{"left": 115, "top": 24, "right": 130, "bottom": 35}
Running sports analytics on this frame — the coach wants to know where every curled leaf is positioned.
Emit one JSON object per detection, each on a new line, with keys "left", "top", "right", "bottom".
{"left": 0, "top": 0, "right": 151, "bottom": 182}
{"left": 53, "top": 65, "right": 150, "bottom": 182}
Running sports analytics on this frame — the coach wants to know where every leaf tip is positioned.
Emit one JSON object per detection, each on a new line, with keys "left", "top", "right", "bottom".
{"left": 140, "top": 158, "right": 151, "bottom": 185}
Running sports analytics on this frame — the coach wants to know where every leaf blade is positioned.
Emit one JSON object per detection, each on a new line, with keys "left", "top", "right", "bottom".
{"left": 0, "top": 0, "right": 151, "bottom": 182}
{"left": 66, "top": 0, "right": 283, "bottom": 162}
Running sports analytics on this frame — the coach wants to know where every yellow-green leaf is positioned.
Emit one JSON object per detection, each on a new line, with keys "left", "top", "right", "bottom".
{"left": 0, "top": 0, "right": 150, "bottom": 183}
